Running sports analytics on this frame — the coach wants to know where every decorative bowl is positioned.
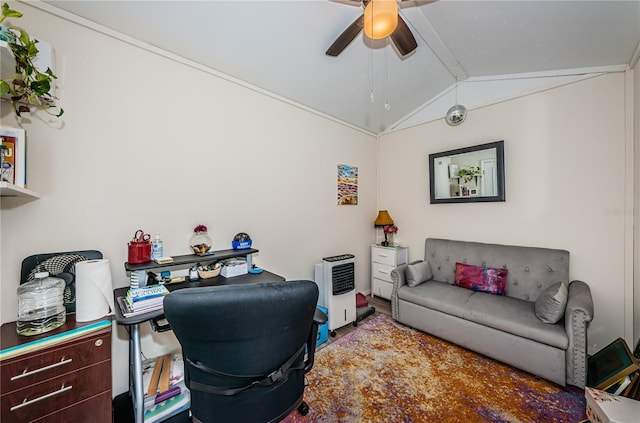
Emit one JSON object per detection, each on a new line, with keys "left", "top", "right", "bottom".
{"left": 198, "top": 267, "right": 221, "bottom": 279}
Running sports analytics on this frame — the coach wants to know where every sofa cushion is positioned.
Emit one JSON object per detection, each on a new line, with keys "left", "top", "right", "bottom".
{"left": 406, "top": 261, "right": 433, "bottom": 287}
{"left": 454, "top": 263, "right": 506, "bottom": 295}
{"left": 535, "top": 282, "right": 568, "bottom": 324}
{"left": 398, "top": 281, "right": 568, "bottom": 349}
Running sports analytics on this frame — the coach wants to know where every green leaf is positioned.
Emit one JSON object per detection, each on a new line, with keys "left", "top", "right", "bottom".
{"left": 0, "top": 80, "right": 9, "bottom": 97}
{"left": 30, "top": 79, "right": 50, "bottom": 96}
{"left": 1, "top": 3, "right": 23, "bottom": 21}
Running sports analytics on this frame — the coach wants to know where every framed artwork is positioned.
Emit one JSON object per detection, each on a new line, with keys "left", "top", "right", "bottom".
{"left": 429, "top": 140, "right": 505, "bottom": 204}
{"left": 587, "top": 337, "right": 639, "bottom": 390}
{"left": 337, "top": 164, "right": 358, "bottom": 205}
{"left": 0, "top": 126, "right": 26, "bottom": 188}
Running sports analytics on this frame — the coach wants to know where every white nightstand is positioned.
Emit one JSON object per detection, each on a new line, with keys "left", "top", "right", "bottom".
{"left": 371, "top": 244, "right": 408, "bottom": 299}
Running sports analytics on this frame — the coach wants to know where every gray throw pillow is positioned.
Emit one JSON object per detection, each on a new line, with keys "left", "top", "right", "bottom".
{"left": 535, "top": 282, "right": 568, "bottom": 324}
{"left": 406, "top": 261, "right": 433, "bottom": 288}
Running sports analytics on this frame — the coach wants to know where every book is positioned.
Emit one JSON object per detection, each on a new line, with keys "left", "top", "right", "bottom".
{"left": 606, "top": 375, "right": 632, "bottom": 396}
{"left": 1, "top": 136, "right": 15, "bottom": 184}
{"left": 125, "top": 295, "right": 166, "bottom": 311}
{"left": 0, "top": 126, "right": 26, "bottom": 188}
{"left": 623, "top": 372, "right": 640, "bottom": 400}
{"left": 117, "top": 296, "right": 163, "bottom": 317}
{"left": 126, "top": 284, "right": 169, "bottom": 302}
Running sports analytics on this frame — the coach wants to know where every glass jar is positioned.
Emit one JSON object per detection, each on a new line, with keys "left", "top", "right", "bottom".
{"left": 190, "top": 231, "right": 212, "bottom": 255}
{"left": 17, "top": 272, "right": 66, "bottom": 336}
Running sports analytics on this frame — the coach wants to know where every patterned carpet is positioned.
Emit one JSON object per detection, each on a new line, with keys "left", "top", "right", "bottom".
{"left": 284, "top": 314, "right": 587, "bottom": 423}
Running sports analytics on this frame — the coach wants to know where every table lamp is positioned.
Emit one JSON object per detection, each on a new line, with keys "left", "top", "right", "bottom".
{"left": 374, "top": 210, "right": 394, "bottom": 246}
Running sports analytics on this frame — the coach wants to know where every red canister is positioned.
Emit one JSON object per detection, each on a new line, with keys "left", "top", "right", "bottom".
{"left": 128, "top": 241, "right": 151, "bottom": 264}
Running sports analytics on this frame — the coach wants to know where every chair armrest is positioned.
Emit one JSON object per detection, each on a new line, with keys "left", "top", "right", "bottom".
{"left": 390, "top": 262, "right": 411, "bottom": 320}
{"left": 564, "top": 280, "right": 594, "bottom": 388}
{"left": 304, "top": 308, "right": 328, "bottom": 373}
{"left": 313, "top": 308, "right": 328, "bottom": 325}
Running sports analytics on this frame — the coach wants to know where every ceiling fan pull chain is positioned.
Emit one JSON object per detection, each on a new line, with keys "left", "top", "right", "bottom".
{"left": 370, "top": 30, "right": 375, "bottom": 103}
{"left": 384, "top": 38, "right": 390, "bottom": 111}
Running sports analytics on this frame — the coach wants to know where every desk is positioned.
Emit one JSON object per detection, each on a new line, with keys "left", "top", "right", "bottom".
{"left": 114, "top": 269, "right": 285, "bottom": 423}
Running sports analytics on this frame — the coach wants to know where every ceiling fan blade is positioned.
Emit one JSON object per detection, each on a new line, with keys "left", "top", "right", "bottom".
{"left": 390, "top": 15, "right": 417, "bottom": 56}
{"left": 326, "top": 14, "right": 365, "bottom": 56}
{"left": 330, "top": 0, "right": 363, "bottom": 6}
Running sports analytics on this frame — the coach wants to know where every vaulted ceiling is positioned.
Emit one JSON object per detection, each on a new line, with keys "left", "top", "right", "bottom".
{"left": 43, "top": 0, "right": 640, "bottom": 134}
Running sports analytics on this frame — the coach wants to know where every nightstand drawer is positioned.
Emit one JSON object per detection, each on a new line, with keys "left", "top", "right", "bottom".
{"left": 372, "top": 262, "right": 394, "bottom": 283}
{"left": 372, "top": 279, "right": 393, "bottom": 299}
{"left": 1, "top": 359, "right": 111, "bottom": 423}
{"left": 1, "top": 330, "right": 111, "bottom": 393}
{"left": 371, "top": 247, "right": 396, "bottom": 266}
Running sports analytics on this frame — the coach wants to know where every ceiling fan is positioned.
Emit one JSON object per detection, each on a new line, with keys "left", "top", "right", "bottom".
{"left": 325, "top": 0, "right": 420, "bottom": 57}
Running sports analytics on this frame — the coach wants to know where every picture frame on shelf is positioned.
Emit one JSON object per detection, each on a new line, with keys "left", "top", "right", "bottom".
{"left": 587, "top": 337, "right": 640, "bottom": 390}
{"left": 0, "top": 126, "right": 26, "bottom": 188}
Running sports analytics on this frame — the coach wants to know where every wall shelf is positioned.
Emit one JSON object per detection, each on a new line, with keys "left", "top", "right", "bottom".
{"left": 0, "top": 40, "right": 16, "bottom": 80}
{"left": 0, "top": 182, "right": 40, "bottom": 198}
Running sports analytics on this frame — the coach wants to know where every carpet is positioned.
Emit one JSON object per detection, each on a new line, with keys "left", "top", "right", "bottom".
{"left": 284, "top": 314, "right": 587, "bottom": 423}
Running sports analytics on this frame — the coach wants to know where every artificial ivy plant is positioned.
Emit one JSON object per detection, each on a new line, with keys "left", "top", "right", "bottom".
{"left": 458, "top": 165, "right": 481, "bottom": 184}
{"left": 0, "top": 3, "right": 63, "bottom": 117}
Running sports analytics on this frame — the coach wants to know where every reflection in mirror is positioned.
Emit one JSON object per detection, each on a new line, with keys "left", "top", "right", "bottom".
{"left": 429, "top": 141, "right": 505, "bottom": 204}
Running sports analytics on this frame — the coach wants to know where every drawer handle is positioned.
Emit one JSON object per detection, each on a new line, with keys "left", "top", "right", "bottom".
{"left": 377, "top": 254, "right": 389, "bottom": 258}
{"left": 10, "top": 384, "right": 72, "bottom": 411}
{"left": 11, "top": 358, "right": 73, "bottom": 381}
{"left": 377, "top": 269, "right": 389, "bottom": 274}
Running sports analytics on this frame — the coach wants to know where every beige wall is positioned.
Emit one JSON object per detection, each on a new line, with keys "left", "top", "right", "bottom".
{"left": 379, "top": 73, "right": 628, "bottom": 354}
{"left": 635, "top": 64, "right": 640, "bottom": 347}
{"left": 0, "top": 4, "right": 377, "bottom": 396}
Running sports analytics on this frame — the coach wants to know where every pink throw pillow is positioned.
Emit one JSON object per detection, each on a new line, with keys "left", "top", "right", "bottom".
{"left": 455, "top": 263, "right": 507, "bottom": 296}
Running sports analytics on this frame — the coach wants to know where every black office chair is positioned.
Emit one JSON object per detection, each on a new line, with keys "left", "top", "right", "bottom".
{"left": 163, "top": 280, "right": 327, "bottom": 423}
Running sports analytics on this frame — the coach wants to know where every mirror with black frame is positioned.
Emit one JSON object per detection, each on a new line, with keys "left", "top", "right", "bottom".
{"left": 429, "top": 140, "right": 505, "bottom": 204}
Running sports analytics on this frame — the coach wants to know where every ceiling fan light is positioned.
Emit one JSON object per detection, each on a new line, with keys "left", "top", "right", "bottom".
{"left": 363, "top": 0, "right": 398, "bottom": 40}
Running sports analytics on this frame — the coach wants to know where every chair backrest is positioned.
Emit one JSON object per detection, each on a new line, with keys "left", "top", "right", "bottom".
{"left": 163, "top": 280, "right": 319, "bottom": 423}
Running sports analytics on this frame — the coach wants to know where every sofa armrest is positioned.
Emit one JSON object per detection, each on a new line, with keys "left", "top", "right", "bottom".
{"left": 390, "top": 262, "right": 414, "bottom": 320}
{"left": 564, "top": 280, "right": 594, "bottom": 388}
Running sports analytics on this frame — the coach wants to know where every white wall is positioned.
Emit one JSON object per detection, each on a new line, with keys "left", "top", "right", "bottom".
{"left": 0, "top": 4, "right": 377, "bottom": 396}
{"left": 634, "top": 64, "right": 640, "bottom": 347}
{"left": 379, "top": 73, "right": 628, "bottom": 354}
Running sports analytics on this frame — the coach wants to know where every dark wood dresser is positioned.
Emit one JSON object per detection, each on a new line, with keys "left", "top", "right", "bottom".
{"left": 1, "top": 316, "right": 112, "bottom": 422}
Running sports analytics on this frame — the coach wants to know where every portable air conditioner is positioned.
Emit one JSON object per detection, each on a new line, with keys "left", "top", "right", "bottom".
{"left": 314, "top": 254, "right": 356, "bottom": 335}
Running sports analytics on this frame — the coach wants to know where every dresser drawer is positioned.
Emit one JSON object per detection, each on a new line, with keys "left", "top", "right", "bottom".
{"left": 32, "top": 391, "right": 112, "bottom": 423}
{"left": 1, "top": 359, "right": 111, "bottom": 423}
{"left": 371, "top": 247, "right": 396, "bottom": 266}
{"left": 1, "top": 330, "right": 111, "bottom": 393}
{"left": 372, "top": 262, "right": 394, "bottom": 283}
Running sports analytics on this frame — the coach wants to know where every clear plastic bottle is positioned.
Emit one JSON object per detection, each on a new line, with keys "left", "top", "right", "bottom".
{"left": 151, "top": 234, "right": 164, "bottom": 259}
{"left": 17, "top": 272, "right": 66, "bottom": 336}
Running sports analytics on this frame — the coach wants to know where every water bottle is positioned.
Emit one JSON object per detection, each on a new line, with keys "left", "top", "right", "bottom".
{"left": 152, "top": 234, "right": 164, "bottom": 259}
{"left": 17, "top": 272, "right": 66, "bottom": 336}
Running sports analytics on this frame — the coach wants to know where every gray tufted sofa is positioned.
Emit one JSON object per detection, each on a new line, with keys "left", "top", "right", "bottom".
{"left": 390, "top": 238, "right": 594, "bottom": 387}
